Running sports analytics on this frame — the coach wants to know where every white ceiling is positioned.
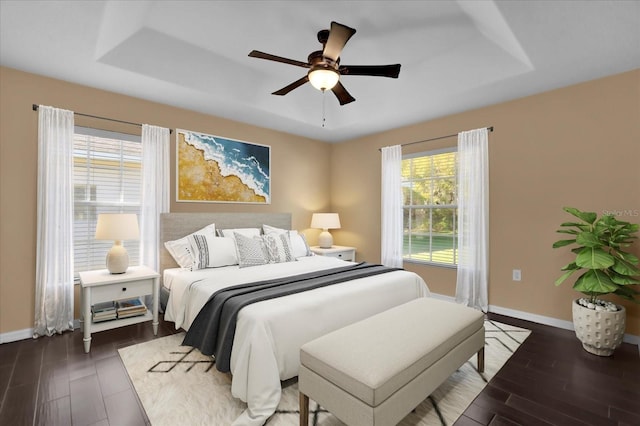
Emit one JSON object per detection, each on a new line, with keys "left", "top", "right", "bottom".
{"left": 1, "top": 0, "right": 639, "bottom": 143}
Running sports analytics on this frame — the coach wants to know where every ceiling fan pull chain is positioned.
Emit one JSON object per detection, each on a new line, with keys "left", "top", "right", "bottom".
{"left": 321, "top": 89, "right": 327, "bottom": 128}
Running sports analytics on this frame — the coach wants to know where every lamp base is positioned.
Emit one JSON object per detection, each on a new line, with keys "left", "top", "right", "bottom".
{"left": 106, "top": 241, "right": 129, "bottom": 274}
{"left": 318, "top": 230, "right": 333, "bottom": 249}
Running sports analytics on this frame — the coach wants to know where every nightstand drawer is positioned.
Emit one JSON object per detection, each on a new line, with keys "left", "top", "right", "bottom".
{"left": 325, "top": 251, "right": 354, "bottom": 261}
{"left": 310, "top": 246, "right": 356, "bottom": 262}
{"left": 91, "top": 278, "right": 154, "bottom": 302}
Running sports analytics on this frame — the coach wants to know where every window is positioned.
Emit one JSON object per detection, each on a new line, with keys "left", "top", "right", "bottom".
{"left": 73, "top": 127, "right": 142, "bottom": 277}
{"left": 402, "top": 148, "right": 458, "bottom": 266}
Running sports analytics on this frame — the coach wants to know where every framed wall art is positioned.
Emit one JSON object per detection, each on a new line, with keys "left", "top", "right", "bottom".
{"left": 176, "top": 129, "right": 271, "bottom": 204}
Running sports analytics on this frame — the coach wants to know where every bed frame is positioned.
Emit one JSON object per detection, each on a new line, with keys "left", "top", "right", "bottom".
{"left": 158, "top": 212, "right": 291, "bottom": 310}
{"left": 159, "top": 211, "right": 291, "bottom": 275}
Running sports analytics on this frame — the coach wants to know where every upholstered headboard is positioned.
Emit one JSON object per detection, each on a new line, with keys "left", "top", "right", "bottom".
{"left": 159, "top": 212, "right": 291, "bottom": 274}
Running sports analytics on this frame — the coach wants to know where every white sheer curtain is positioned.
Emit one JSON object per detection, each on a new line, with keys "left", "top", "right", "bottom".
{"left": 455, "top": 128, "right": 489, "bottom": 311}
{"left": 34, "top": 106, "right": 75, "bottom": 337}
{"left": 381, "top": 145, "right": 404, "bottom": 268}
{"left": 140, "top": 124, "right": 170, "bottom": 272}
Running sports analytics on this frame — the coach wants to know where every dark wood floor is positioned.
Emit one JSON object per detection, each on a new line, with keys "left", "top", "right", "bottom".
{"left": 456, "top": 314, "right": 639, "bottom": 426}
{"left": 1, "top": 313, "right": 638, "bottom": 426}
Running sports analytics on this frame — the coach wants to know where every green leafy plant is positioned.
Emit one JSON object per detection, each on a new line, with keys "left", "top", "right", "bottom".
{"left": 553, "top": 207, "right": 640, "bottom": 305}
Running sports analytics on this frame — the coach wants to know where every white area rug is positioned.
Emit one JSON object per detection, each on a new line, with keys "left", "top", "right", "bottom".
{"left": 119, "top": 320, "right": 529, "bottom": 426}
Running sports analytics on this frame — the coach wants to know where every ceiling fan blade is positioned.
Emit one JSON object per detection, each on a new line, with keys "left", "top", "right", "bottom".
{"left": 248, "top": 50, "right": 310, "bottom": 68}
{"left": 331, "top": 81, "right": 356, "bottom": 105}
{"left": 323, "top": 21, "right": 356, "bottom": 62}
{"left": 340, "top": 64, "right": 401, "bottom": 78}
{"left": 272, "top": 76, "right": 309, "bottom": 96}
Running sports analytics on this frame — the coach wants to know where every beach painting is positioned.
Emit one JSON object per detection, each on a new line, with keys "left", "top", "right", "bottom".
{"left": 176, "top": 129, "right": 270, "bottom": 203}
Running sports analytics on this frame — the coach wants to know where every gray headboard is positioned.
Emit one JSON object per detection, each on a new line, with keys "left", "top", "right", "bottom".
{"left": 159, "top": 212, "right": 291, "bottom": 274}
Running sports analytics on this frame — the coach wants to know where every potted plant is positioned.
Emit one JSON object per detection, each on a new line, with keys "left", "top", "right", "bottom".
{"left": 553, "top": 207, "right": 639, "bottom": 356}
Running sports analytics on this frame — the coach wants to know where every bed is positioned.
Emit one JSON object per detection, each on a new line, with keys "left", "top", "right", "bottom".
{"left": 159, "top": 212, "right": 430, "bottom": 426}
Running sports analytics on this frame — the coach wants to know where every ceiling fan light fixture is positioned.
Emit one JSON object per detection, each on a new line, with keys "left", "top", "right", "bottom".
{"left": 308, "top": 68, "right": 339, "bottom": 91}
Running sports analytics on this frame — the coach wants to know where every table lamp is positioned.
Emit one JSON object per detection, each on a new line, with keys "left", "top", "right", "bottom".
{"left": 95, "top": 213, "right": 140, "bottom": 274}
{"left": 311, "top": 213, "right": 341, "bottom": 248}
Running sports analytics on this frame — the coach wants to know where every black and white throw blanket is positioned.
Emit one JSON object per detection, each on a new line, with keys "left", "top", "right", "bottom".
{"left": 182, "top": 262, "right": 400, "bottom": 372}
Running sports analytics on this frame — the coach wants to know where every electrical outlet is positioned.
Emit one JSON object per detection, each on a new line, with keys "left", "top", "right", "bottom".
{"left": 512, "top": 269, "right": 522, "bottom": 281}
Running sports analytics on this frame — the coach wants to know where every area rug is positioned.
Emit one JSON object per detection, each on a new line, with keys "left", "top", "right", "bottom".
{"left": 119, "top": 320, "right": 529, "bottom": 426}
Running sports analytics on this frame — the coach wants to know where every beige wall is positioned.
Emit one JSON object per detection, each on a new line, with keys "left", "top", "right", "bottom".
{"left": 0, "top": 66, "right": 331, "bottom": 334}
{"left": 1, "top": 66, "right": 639, "bottom": 338}
{"left": 332, "top": 69, "right": 640, "bottom": 336}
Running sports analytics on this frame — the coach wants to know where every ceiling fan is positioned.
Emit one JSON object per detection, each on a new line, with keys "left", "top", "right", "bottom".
{"left": 248, "top": 21, "right": 401, "bottom": 105}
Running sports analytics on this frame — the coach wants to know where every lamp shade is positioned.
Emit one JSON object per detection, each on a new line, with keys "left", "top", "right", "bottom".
{"left": 95, "top": 213, "right": 140, "bottom": 241}
{"left": 311, "top": 213, "right": 341, "bottom": 230}
{"left": 308, "top": 68, "right": 339, "bottom": 91}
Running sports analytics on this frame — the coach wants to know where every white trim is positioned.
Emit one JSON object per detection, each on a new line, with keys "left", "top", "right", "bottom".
{"left": 2, "top": 300, "right": 638, "bottom": 352}
{"left": 402, "top": 146, "right": 456, "bottom": 160}
{"left": 0, "top": 327, "right": 33, "bottom": 344}
{"left": 488, "top": 304, "right": 574, "bottom": 331}
{"left": 0, "top": 319, "right": 81, "bottom": 344}
{"left": 429, "top": 292, "right": 640, "bottom": 349}
{"left": 75, "top": 126, "right": 141, "bottom": 143}
{"left": 488, "top": 303, "right": 640, "bottom": 347}
{"left": 429, "top": 292, "right": 456, "bottom": 303}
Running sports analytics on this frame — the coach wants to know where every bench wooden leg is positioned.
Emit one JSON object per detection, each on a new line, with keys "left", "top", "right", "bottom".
{"left": 300, "top": 392, "right": 309, "bottom": 426}
{"left": 477, "top": 347, "right": 485, "bottom": 373}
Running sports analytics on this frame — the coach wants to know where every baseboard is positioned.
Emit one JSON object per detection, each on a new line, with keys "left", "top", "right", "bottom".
{"left": 429, "top": 293, "right": 456, "bottom": 303}
{"left": 0, "top": 319, "right": 81, "bottom": 344}
{"left": 488, "top": 304, "right": 639, "bottom": 347}
{"left": 488, "top": 304, "right": 575, "bottom": 330}
{"left": 0, "top": 327, "right": 33, "bottom": 344}
{"left": 2, "top": 303, "right": 638, "bottom": 350}
{"left": 429, "top": 292, "right": 639, "bottom": 348}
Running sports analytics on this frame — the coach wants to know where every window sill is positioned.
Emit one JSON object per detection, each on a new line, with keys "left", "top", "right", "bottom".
{"left": 402, "top": 258, "right": 458, "bottom": 269}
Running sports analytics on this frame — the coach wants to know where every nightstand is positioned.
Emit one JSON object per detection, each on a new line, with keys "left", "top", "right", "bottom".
{"left": 79, "top": 265, "right": 159, "bottom": 353}
{"left": 310, "top": 245, "right": 356, "bottom": 262}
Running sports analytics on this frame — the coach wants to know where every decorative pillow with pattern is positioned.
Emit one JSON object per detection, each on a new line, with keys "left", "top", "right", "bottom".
{"left": 263, "top": 233, "right": 295, "bottom": 264}
{"left": 234, "top": 232, "right": 269, "bottom": 268}
{"left": 262, "top": 224, "right": 312, "bottom": 258}
{"left": 218, "top": 228, "right": 261, "bottom": 240}
{"left": 164, "top": 223, "right": 216, "bottom": 268}
{"left": 187, "top": 234, "right": 237, "bottom": 270}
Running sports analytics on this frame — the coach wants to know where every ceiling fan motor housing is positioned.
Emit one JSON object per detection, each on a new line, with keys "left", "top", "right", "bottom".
{"left": 308, "top": 51, "right": 338, "bottom": 69}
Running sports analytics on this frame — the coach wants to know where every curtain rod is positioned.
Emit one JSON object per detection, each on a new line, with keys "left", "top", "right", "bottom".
{"left": 32, "top": 104, "right": 173, "bottom": 134}
{"left": 378, "top": 126, "right": 493, "bottom": 151}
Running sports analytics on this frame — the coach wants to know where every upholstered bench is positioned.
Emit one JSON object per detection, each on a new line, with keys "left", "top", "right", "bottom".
{"left": 299, "top": 297, "right": 485, "bottom": 426}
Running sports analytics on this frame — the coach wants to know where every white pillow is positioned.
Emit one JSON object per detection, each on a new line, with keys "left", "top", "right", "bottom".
{"left": 290, "top": 232, "right": 312, "bottom": 258}
{"left": 187, "top": 234, "right": 238, "bottom": 270}
{"left": 218, "top": 227, "right": 261, "bottom": 240}
{"left": 263, "top": 224, "right": 311, "bottom": 258}
{"left": 263, "top": 233, "right": 295, "bottom": 263}
{"left": 164, "top": 223, "right": 216, "bottom": 268}
{"left": 235, "top": 233, "right": 269, "bottom": 268}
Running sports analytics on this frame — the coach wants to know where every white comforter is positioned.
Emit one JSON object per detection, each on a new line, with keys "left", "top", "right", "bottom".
{"left": 164, "top": 256, "right": 430, "bottom": 425}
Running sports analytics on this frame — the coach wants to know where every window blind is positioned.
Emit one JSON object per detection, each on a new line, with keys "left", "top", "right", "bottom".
{"left": 73, "top": 128, "right": 142, "bottom": 276}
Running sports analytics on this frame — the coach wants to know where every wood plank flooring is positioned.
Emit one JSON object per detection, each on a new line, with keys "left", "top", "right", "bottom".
{"left": 0, "top": 313, "right": 638, "bottom": 426}
{"left": 457, "top": 314, "right": 640, "bottom": 426}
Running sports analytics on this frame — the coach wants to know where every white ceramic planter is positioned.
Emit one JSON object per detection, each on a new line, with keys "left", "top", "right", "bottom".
{"left": 572, "top": 299, "right": 626, "bottom": 356}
